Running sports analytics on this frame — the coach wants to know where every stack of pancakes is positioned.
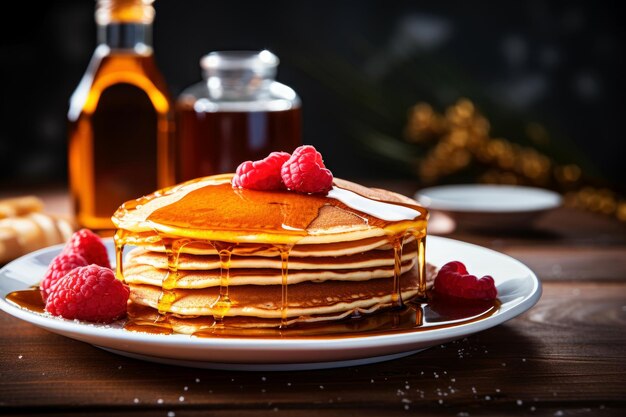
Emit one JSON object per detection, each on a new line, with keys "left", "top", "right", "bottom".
{"left": 113, "top": 175, "right": 429, "bottom": 330}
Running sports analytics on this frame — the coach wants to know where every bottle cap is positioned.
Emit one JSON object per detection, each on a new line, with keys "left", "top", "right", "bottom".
{"left": 95, "top": 0, "right": 155, "bottom": 25}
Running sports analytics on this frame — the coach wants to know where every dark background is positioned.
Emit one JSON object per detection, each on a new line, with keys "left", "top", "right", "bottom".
{"left": 1, "top": 0, "right": 624, "bottom": 191}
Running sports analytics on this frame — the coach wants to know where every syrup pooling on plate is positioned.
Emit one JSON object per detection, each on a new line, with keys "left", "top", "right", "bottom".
{"left": 4, "top": 287, "right": 499, "bottom": 339}
{"left": 5, "top": 287, "right": 45, "bottom": 314}
{"left": 112, "top": 175, "right": 429, "bottom": 329}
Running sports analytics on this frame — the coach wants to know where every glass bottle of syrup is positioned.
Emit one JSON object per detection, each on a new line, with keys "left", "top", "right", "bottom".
{"left": 174, "top": 50, "right": 301, "bottom": 182}
{"left": 68, "top": 0, "right": 174, "bottom": 234}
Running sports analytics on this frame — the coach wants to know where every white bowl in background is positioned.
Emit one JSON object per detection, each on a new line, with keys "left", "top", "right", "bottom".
{"left": 415, "top": 184, "right": 562, "bottom": 231}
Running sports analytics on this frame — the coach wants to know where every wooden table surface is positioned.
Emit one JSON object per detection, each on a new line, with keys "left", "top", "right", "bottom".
{"left": 1, "top": 184, "right": 625, "bottom": 416}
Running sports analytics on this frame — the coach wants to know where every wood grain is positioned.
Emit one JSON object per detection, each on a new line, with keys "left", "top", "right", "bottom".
{"left": 1, "top": 190, "right": 625, "bottom": 416}
{"left": 501, "top": 247, "right": 626, "bottom": 282}
{"left": 1, "top": 282, "right": 624, "bottom": 416}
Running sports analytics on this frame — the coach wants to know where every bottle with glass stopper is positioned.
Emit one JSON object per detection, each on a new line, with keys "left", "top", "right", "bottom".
{"left": 174, "top": 50, "right": 302, "bottom": 182}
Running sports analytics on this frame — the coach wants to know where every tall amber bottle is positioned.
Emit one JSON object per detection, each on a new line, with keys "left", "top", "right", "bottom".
{"left": 68, "top": 0, "right": 173, "bottom": 233}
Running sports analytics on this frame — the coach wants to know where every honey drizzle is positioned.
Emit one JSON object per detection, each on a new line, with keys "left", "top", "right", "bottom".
{"left": 390, "top": 234, "right": 404, "bottom": 308}
{"left": 158, "top": 238, "right": 190, "bottom": 313}
{"left": 276, "top": 245, "right": 292, "bottom": 327}
{"left": 210, "top": 241, "right": 237, "bottom": 320}
{"left": 114, "top": 229, "right": 127, "bottom": 281}
{"left": 417, "top": 233, "right": 427, "bottom": 298}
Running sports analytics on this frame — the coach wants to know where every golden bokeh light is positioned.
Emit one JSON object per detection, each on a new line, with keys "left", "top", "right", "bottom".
{"left": 403, "top": 98, "right": 624, "bottom": 222}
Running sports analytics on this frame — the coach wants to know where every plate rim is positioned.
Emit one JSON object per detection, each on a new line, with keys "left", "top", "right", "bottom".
{"left": 0, "top": 236, "right": 541, "bottom": 359}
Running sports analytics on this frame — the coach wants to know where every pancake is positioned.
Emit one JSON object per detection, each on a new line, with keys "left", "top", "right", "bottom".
{"left": 126, "top": 262, "right": 439, "bottom": 335}
{"left": 141, "top": 234, "right": 406, "bottom": 257}
{"left": 126, "top": 301, "right": 419, "bottom": 335}
{"left": 123, "top": 258, "right": 418, "bottom": 288}
{"left": 129, "top": 266, "right": 423, "bottom": 319}
{"left": 125, "top": 239, "right": 418, "bottom": 273}
{"left": 112, "top": 174, "right": 429, "bottom": 329}
{"left": 113, "top": 176, "right": 426, "bottom": 244}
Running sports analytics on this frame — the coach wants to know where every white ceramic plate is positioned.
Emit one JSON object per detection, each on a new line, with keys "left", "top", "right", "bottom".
{"left": 0, "top": 236, "right": 541, "bottom": 371}
{"left": 415, "top": 184, "right": 562, "bottom": 230}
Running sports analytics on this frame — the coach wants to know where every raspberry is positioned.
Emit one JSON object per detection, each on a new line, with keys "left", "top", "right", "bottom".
{"left": 62, "top": 228, "right": 111, "bottom": 268}
{"left": 45, "top": 265, "right": 129, "bottom": 323}
{"left": 434, "top": 261, "right": 497, "bottom": 300}
{"left": 281, "top": 145, "right": 333, "bottom": 194}
{"left": 232, "top": 151, "right": 291, "bottom": 191}
{"left": 40, "top": 252, "right": 88, "bottom": 300}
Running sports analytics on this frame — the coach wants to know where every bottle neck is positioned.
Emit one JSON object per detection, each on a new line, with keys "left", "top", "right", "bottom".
{"left": 201, "top": 51, "right": 279, "bottom": 101}
{"left": 98, "top": 22, "right": 152, "bottom": 51}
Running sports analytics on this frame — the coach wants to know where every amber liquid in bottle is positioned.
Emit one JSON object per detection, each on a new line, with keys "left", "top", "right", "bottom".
{"left": 68, "top": 1, "right": 173, "bottom": 234}
{"left": 175, "top": 103, "right": 301, "bottom": 181}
